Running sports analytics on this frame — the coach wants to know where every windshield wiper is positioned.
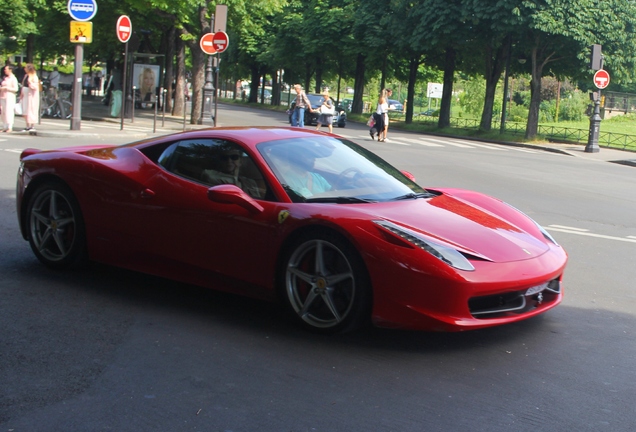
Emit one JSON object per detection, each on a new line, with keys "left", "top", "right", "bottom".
{"left": 306, "top": 196, "right": 376, "bottom": 204}
{"left": 392, "top": 192, "right": 433, "bottom": 201}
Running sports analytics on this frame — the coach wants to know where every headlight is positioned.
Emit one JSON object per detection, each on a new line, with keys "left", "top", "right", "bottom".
{"left": 536, "top": 222, "right": 559, "bottom": 245}
{"left": 504, "top": 202, "right": 560, "bottom": 246}
{"left": 374, "top": 220, "right": 475, "bottom": 271}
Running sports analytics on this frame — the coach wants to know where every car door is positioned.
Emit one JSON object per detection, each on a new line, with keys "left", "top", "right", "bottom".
{"left": 135, "top": 138, "right": 282, "bottom": 294}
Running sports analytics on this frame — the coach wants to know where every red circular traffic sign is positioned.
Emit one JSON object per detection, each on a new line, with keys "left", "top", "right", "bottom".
{"left": 116, "top": 15, "right": 132, "bottom": 43}
{"left": 200, "top": 33, "right": 217, "bottom": 55}
{"left": 593, "top": 69, "right": 610, "bottom": 89}
{"left": 212, "top": 31, "right": 229, "bottom": 53}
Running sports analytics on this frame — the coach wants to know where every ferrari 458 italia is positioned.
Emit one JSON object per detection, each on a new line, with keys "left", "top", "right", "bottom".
{"left": 17, "top": 127, "right": 567, "bottom": 333}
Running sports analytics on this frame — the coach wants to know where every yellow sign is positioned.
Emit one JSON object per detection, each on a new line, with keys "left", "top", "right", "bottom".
{"left": 70, "top": 21, "right": 93, "bottom": 43}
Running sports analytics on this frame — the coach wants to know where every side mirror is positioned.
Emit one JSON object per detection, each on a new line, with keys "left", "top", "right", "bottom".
{"left": 207, "top": 184, "right": 264, "bottom": 213}
{"left": 401, "top": 170, "right": 416, "bottom": 182}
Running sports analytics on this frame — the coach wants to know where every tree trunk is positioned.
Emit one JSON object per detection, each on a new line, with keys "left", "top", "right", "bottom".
{"left": 351, "top": 54, "right": 366, "bottom": 114}
{"left": 173, "top": 32, "right": 186, "bottom": 117}
{"left": 525, "top": 47, "right": 543, "bottom": 140}
{"left": 479, "top": 43, "right": 506, "bottom": 131}
{"left": 163, "top": 26, "right": 176, "bottom": 113}
{"left": 189, "top": 46, "right": 205, "bottom": 124}
{"left": 438, "top": 46, "right": 456, "bottom": 128}
{"left": 380, "top": 55, "right": 387, "bottom": 94}
{"left": 26, "top": 34, "right": 35, "bottom": 63}
{"left": 304, "top": 64, "right": 312, "bottom": 94}
{"left": 315, "top": 57, "right": 323, "bottom": 93}
{"left": 249, "top": 66, "right": 260, "bottom": 103}
{"left": 405, "top": 56, "right": 419, "bottom": 124}
{"left": 272, "top": 71, "right": 280, "bottom": 106}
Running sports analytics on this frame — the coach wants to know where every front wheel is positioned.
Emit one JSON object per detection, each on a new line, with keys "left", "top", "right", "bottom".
{"left": 279, "top": 231, "right": 372, "bottom": 333}
{"left": 53, "top": 100, "right": 72, "bottom": 119}
{"left": 26, "top": 181, "right": 87, "bottom": 269}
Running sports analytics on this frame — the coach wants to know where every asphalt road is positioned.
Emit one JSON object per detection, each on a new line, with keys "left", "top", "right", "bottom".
{"left": 1, "top": 106, "right": 635, "bottom": 431}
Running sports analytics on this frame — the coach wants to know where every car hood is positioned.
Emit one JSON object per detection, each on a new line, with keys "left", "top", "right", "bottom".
{"left": 370, "top": 193, "right": 549, "bottom": 263}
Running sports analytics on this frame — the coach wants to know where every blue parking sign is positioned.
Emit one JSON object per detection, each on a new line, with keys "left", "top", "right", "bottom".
{"left": 67, "top": 0, "right": 98, "bottom": 22}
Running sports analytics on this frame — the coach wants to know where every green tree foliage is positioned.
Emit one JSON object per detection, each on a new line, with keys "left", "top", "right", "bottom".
{"left": 5, "top": 0, "right": 636, "bottom": 132}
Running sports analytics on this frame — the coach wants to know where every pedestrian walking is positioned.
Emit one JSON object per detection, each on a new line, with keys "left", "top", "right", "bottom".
{"left": 0, "top": 65, "right": 19, "bottom": 133}
{"left": 371, "top": 89, "right": 388, "bottom": 141}
{"left": 94, "top": 71, "right": 102, "bottom": 96}
{"left": 383, "top": 88, "right": 393, "bottom": 141}
{"left": 18, "top": 63, "right": 40, "bottom": 132}
{"left": 315, "top": 89, "right": 334, "bottom": 133}
{"left": 291, "top": 84, "right": 313, "bottom": 127}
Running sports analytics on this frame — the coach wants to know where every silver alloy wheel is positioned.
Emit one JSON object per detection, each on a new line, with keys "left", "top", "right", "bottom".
{"left": 29, "top": 188, "right": 78, "bottom": 263}
{"left": 285, "top": 239, "right": 356, "bottom": 329}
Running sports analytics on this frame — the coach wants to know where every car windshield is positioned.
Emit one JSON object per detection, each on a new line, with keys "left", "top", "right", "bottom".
{"left": 257, "top": 136, "right": 427, "bottom": 203}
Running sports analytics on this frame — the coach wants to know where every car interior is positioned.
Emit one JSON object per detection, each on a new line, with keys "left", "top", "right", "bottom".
{"left": 156, "top": 139, "right": 271, "bottom": 200}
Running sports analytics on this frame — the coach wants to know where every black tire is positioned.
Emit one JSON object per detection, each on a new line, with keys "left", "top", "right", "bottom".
{"left": 279, "top": 231, "right": 372, "bottom": 334}
{"left": 26, "top": 181, "right": 87, "bottom": 269}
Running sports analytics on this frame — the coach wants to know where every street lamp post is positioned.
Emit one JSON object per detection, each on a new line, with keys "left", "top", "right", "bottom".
{"left": 586, "top": 54, "right": 604, "bottom": 153}
{"left": 586, "top": 45, "right": 603, "bottom": 153}
{"left": 199, "top": 15, "right": 215, "bottom": 125}
{"left": 586, "top": 92, "right": 601, "bottom": 153}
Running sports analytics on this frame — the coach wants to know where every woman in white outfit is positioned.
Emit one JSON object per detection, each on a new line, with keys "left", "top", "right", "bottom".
{"left": 376, "top": 89, "right": 389, "bottom": 142}
{"left": 0, "top": 65, "right": 19, "bottom": 133}
{"left": 19, "top": 63, "right": 40, "bottom": 132}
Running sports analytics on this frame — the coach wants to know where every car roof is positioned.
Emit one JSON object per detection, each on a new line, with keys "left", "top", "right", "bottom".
{"left": 133, "top": 127, "right": 331, "bottom": 152}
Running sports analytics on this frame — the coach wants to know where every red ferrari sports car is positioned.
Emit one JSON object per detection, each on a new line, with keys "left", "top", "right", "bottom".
{"left": 16, "top": 127, "right": 567, "bottom": 333}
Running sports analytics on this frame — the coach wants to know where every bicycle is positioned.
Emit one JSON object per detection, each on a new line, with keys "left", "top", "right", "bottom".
{"left": 40, "top": 79, "right": 73, "bottom": 119}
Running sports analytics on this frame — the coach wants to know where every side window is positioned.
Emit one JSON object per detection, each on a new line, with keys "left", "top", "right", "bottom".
{"left": 158, "top": 139, "right": 270, "bottom": 200}
{"left": 158, "top": 139, "right": 216, "bottom": 182}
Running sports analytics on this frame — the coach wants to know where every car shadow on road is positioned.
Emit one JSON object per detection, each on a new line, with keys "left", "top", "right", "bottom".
{"left": 11, "top": 258, "right": 631, "bottom": 356}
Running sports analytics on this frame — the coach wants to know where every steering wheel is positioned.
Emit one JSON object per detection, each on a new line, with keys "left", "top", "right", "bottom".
{"left": 335, "top": 167, "right": 363, "bottom": 189}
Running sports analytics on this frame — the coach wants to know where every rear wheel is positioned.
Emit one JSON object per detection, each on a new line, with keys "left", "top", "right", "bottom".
{"left": 280, "top": 231, "right": 371, "bottom": 333}
{"left": 26, "top": 181, "right": 87, "bottom": 269}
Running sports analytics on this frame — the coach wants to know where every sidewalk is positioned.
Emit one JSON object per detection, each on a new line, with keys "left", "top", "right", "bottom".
{"left": 456, "top": 135, "right": 636, "bottom": 166}
{"left": 29, "top": 96, "right": 636, "bottom": 166}
{"left": 33, "top": 96, "right": 208, "bottom": 139}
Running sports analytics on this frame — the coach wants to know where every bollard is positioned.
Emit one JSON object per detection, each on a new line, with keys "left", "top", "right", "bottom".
{"left": 162, "top": 88, "right": 166, "bottom": 128}
{"left": 182, "top": 95, "right": 186, "bottom": 131}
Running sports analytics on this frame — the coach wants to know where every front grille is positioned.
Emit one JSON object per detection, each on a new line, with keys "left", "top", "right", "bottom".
{"left": 468, "top": 278, "right": 561, "bottom": 318}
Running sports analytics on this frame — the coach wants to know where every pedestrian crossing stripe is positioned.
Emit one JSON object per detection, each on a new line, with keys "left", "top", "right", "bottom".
{"left": 399, "top": 138, "right": 444, "bottom": 147}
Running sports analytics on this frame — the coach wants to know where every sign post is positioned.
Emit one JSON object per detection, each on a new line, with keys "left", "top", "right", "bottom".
{"left": 586, "top": 69, "right": 609, "bottom": 153}
{"left": 116, "top": 15, "right": 132, "bottom": 130}
{"left": 67, "top": 0, "right": 97, "bottom": 130}
{"left": 211, "top": 31, "right": 229, "bottom": 127}
{"left": 212, "top": 5, "right": 228, "bottom": 127}
{"left": 586, "top": 44, "right": 605, "bottom": 154}
{"left": 199, "top": 32, "right": 216, "bottom": 125}
{"left": 198, "top": 6, "right": 230, "bottom": 126}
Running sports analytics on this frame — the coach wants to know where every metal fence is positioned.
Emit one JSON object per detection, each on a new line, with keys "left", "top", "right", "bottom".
{"left": 409, "top": 115, "right": 636, "bottom": 152}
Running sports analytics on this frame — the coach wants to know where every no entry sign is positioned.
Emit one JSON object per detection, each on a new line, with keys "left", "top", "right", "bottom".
{"left": 200, "top": 33, "right": 217, "bottom": 55}
{"left": 212, "top": 31, "right": 229, "bottom": 53}
{"left": 116, "top": 15, "right": 132, "bottom": 43}
{"left": 593, "top": 69, "right": 610, "bottom": 89}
